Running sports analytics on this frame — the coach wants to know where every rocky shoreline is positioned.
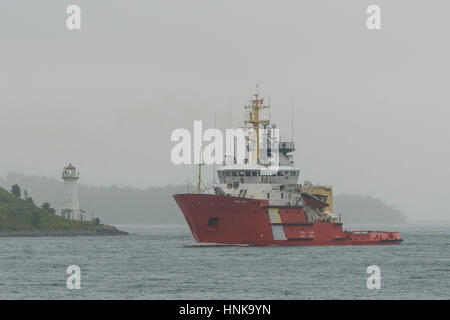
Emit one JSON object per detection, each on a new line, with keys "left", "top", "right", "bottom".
{"left": 0, "top": 224, "right": 128, "bottom": 237}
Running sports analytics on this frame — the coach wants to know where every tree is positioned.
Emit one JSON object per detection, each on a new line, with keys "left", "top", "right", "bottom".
{"left": 94, "top": 217, "right": 101, "bottom": 226}
{"left": 10, "top": 184, "right": 21, "bottom": 198}
{"left": 24, "top": 190, "right": 29, "bottom": 200}
{"left": 26, "top": 197, "right": 34, "bottom": 205}
{"left": 41, "top": 202, "right": 56, "bottom": 214}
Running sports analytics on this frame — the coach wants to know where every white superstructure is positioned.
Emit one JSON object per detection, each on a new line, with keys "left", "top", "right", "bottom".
{"left": 201, "top": 89, "right": 301, "bottom": 206}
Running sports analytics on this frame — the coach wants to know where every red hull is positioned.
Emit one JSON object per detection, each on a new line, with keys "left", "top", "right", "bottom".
{"left": 173, "top": 194, "right": 403, "bottom": 246}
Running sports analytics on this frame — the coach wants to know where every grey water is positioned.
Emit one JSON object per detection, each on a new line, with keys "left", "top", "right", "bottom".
{"left": 0, "top": 225, "right": 449, "bottom": 299}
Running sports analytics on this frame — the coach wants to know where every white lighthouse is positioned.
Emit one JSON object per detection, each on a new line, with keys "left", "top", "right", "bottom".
{"left": 61, "top": 163, "right": 81, "bottom": 220}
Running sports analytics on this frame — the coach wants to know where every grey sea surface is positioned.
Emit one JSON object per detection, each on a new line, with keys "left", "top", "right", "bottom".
{"left": 0, "top": 224, "right": 449, "bottom": 299}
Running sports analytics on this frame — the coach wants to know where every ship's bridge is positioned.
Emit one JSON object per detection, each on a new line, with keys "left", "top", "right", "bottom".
{"left": 217, "top": 164, "right": 299, "bottom": 185}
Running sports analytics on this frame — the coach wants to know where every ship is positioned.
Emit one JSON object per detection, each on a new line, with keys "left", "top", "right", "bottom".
{"left": 174, "top": 89, "right": 403, "bottom": 246}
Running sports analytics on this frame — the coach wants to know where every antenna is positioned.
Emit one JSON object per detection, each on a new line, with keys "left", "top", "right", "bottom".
{"left": 228, "top": 98, "right": 231, "bottom": 129}
{"left": 213, "top": 111, "right": 216, "bottom": 183}
{"left": 234, "top": 136, "right": 237, "bottom": 164}
{"left": 291, "top": 97, "right": 294, "bottom": 142}
{"left": 226, "top": 98, "right": 231, "bottom": 165}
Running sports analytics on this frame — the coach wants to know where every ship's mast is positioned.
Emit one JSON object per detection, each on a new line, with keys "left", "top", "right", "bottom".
{"left": 244, "top": 87, "right": 270, "bottom": 164}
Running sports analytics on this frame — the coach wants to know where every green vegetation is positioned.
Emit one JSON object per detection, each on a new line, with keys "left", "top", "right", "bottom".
{"left": 10, "top": 184, "right": 21, "bottom": 197}
{"left": 0, "top": 186, "right": 94, "bottom": 231}
{"left": 41, "top": 202, "right": 56, "bottom": 214}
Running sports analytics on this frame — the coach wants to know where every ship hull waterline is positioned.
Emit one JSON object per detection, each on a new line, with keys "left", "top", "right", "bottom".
{"left": 174, "top": 194, "right": 403, "bottom": 246}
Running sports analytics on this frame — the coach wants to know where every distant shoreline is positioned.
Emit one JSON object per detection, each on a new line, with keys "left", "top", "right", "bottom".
{"left": 0, "top": 225, "right": 128, "bottom": 237}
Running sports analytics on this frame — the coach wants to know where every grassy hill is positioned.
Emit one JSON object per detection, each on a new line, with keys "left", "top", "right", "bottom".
{"left": 0, "top": 186, "right": 94, "bottom": 231}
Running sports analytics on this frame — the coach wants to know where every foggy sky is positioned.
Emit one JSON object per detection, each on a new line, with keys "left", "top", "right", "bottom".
{"left": 1, "top": 1, "right": 449, "bottom": 221}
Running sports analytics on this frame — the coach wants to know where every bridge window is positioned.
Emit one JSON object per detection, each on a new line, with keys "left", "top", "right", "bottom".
{"left": 245, "top": 171, "right": 251, "bottom": 177}
{"left": 232, "top": 171, "right": 237, "bottom": 177}
{"left": 252, "top": 171, "right": 257, "bottom": 177}
{"left": 277, "top": 171, "right": 284, "bottom": 176}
